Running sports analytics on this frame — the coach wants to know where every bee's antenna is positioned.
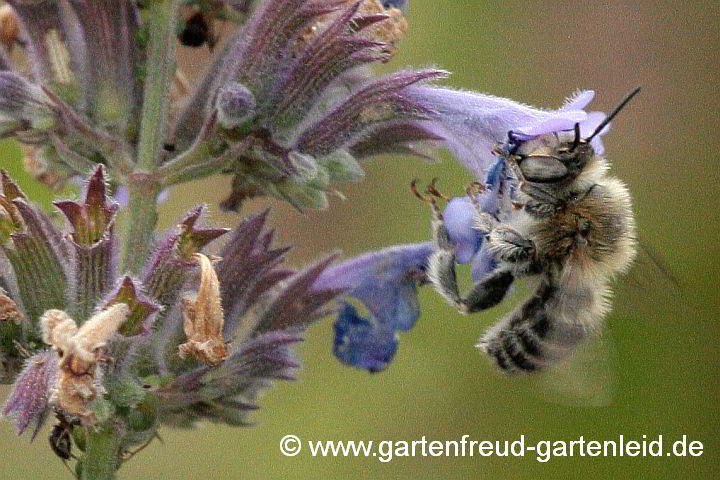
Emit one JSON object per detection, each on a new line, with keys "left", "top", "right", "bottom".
{"left": 586, "top": 87, "right": 641, "bottom": 143}
{"left": 569, "top": 122, "right": 581, "bottom": 152}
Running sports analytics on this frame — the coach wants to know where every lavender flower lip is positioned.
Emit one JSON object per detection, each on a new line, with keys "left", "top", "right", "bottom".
{"left": 333, "top": 302, "right": 397, "bottom": 372}
{"left": 405, "top": 87, "right": 609, "bottom": 178}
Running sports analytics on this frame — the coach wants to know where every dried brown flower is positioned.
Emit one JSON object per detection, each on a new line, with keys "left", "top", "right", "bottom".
{"left": 178, "top": 253, "right": 227, "bottom": 365}
{"left": 41, "top": 304, "right": 130, "bottom": 422}
{"left": 0, "top": 291, "right": 25, "bottom": 325}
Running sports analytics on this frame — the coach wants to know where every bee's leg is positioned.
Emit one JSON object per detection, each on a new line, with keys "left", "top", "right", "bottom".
{"left": 415, "top": 179, "right": 519, "bottom": 315}
{"left": 503, "top": 152, "right": 526, "bottom": 183}
{"left": 464, "top": 182, "right": 506, "bottom": 235}
{"left": 523, "top": 199, "right": 556, "bottom": 219}
{"left": 427, "top": 245, "right": 515, "bottom": 314}
{"left": 412, "top": 180, "right": 464, "bottom": 310}
{"left": 426, "top": 247, "right": 464, "bottom": 311}
{"left": 487, "top": 225, "right": 536, "bottom": 265}
{"left": 461, "top": 269, "right": 515, "bottom": 313}
{"left": 473, "top": 211, "right": 499, "bottom": 233}
{"left": 410, "top": 180, "right": 449, "bottom": 247}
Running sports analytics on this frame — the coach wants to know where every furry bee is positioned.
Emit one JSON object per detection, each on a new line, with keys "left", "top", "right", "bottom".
{"left": 178, "top": 11, "right": 218, "bottom": 49}
{"left": 417, "top": 88, "right": 640, "bottom": 373}
{"left": 49, "top": 411, "right": 76, "bottom": 461}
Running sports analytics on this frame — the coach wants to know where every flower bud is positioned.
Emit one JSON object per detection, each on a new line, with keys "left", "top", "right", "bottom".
{"left": 288, "top": 151, "right": 319, "bottom": 182}
{"left": 216, "top": 82, "right": 256, "bottom": 129}
{"left": 2, "top": 351, "right": 57, "bottom": 437}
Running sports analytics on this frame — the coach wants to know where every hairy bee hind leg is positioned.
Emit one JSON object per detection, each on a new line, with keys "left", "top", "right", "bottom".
{"left": 412, "top": 179, "right": 512, "bottom": 313}
{"left": 427, "top": 247, "right": 515, "bottom": 314}
{"left": 413, "top": 179, "right": 518, "bottom": 315}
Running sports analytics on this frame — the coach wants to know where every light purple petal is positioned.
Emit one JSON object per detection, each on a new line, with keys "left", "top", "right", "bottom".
{"left": 581, "top": 111, "right": 609, "bottom": 155}
{"left": 406, "top": 86, "right": 609, "bottom": 179}
{"left": 515, "top": 111, "right": 587, "bottom": 137}
{"left": 559, "top": 90, "right": 595, "bottom": 111}
{"left": 443, "top": 197, "right": 482, "bottom": 264}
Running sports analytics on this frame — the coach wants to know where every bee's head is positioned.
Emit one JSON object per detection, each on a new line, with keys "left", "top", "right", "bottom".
{"left": 506, "top": 125, "right": 596, "bottom": 185}
{"left": 502, "top": 87, "right": 641, "bottom": 187}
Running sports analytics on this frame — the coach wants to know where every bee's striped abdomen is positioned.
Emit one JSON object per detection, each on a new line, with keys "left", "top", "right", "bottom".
{"left": 478, "top": 279, "right": 590, "bottom": 374}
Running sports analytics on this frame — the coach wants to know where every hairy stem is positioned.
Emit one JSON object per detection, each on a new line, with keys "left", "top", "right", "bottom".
{"left": 81, "top": 424, "right": 121, "bottom": 480}
{"left": 121, "top": 0, "right": 179, "bottom": 274}
{"left": 122, "top": 174, "right": 162, "bottom": 275}
{"left": 136, "top": 0, "right": 179, "bottom": 171}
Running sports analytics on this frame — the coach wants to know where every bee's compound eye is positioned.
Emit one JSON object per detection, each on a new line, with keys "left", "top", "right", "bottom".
{"left": 518, "top": 156, "right": 568, "bottom": 183}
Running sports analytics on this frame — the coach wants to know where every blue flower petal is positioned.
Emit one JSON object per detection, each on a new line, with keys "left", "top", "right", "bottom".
{"left": 333, "top": 303, "right": 397, "bottom": 372}
{"left": 316, "top": 243, "right": 433, "bottom": 371}
{"left": 316, "top": 242, "right": 433, "bottom": 330}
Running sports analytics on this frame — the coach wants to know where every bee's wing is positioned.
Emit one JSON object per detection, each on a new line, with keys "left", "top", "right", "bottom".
{"left": 522, "top": 241, "right": 677, "bottom": 407}
{"left": 510, "top": 334, "right": 616, "bottom": 407}
{"left": 624, "top": 238, "right": 681, "bottom": 292}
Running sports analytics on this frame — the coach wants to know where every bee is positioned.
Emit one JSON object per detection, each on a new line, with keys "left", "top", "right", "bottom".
{"left": 178, "top": 11, "right": 218, "bottom": 50}
{"left": 415, "top": 88, "right": 641, "bottom": 373}
{"left": 49, "top": 411, "right": 77, "bottom": 462}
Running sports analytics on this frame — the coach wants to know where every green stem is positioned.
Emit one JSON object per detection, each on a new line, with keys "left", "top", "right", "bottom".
{"left": 120, "top": 0, "right": 179, "bottom": 274}
{"left": 136, "top": 0, "right": 179, "bottom": 171}
{"left": 81, "top": 424, "right": 121, "bottom": 480}
{"left": 158, "top": 136, "right": 253, "bottom": 186}
{"left": 122, "top": 174, "right": 161, "bottom": 274}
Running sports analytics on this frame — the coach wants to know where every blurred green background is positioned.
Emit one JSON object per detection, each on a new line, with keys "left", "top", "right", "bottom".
{"left": 1, "top": 1, "right": 719, "bottom": 478}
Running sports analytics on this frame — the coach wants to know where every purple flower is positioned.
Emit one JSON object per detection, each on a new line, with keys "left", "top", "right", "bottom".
{"left": 442, "top": 196, "right": 483, "bottom": 264}
{"left": 440, "top": 154, "right": 513, "bottom": 279}
{"left": 316, "top": 242, "right": 432, "bottom": 371}
{"left": 2, "top": 351, "right": 56, "bottom": 438}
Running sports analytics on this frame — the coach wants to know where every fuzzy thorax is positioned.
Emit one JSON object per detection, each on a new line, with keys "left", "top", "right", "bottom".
{"left": 528, "top": 173, "right": 636, "bottom": 281}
